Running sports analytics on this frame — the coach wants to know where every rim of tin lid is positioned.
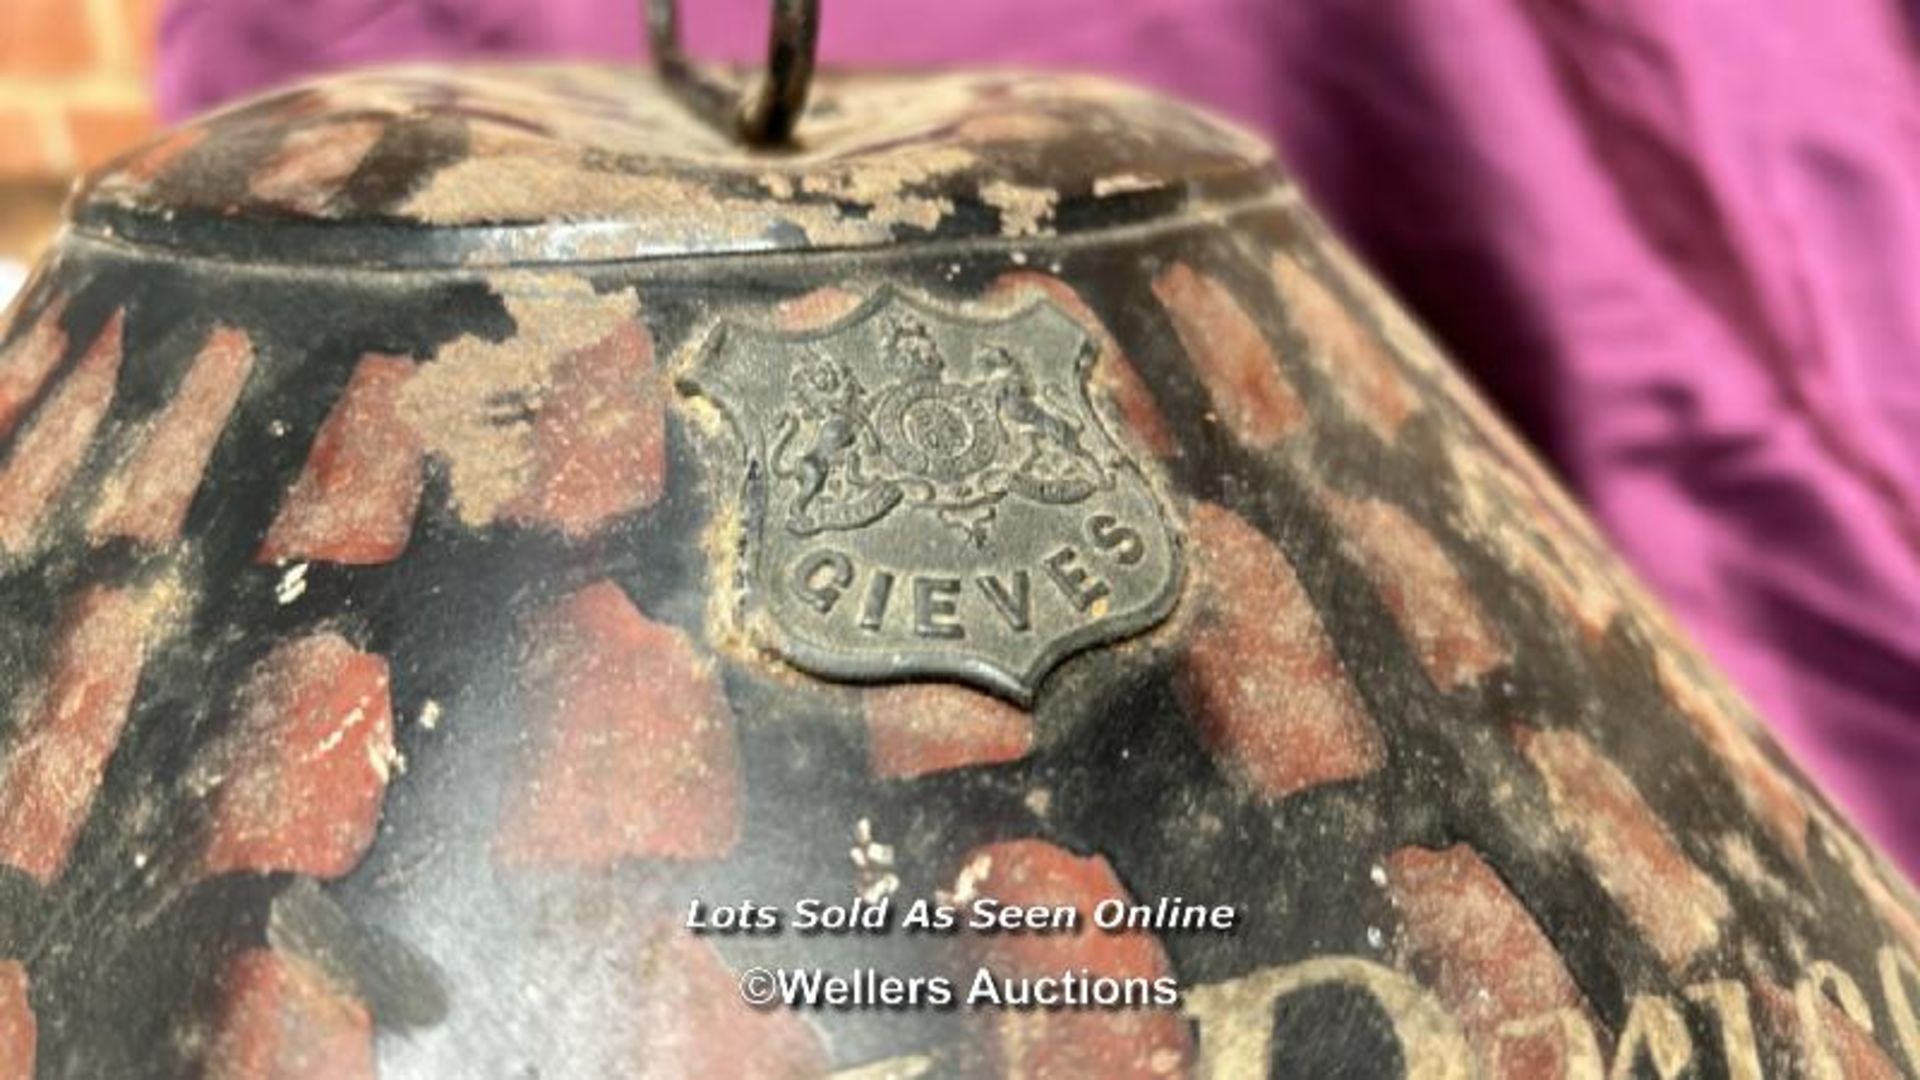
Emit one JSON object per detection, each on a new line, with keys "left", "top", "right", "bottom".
{"left": 68, "top": 64, "right": 1282, "bottom": 271}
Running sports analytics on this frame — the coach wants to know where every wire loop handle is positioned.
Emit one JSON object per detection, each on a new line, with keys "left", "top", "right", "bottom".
{"left": 647, "top": 0, "right": 820, "bottom": 147}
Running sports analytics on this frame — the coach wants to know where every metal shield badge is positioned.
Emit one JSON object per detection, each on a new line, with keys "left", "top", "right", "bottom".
{"left": 680, "top": 287, "right": 1182, "bottom": 703}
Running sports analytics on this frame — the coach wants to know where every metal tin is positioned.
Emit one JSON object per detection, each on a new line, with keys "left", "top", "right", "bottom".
{"left": 0, "top": 57, "right": 1915, "bottom": 1080}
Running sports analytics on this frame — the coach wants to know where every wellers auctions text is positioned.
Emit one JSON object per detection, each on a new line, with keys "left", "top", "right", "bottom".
{"left": 684, "top": 894, "right": 1241, "bottom": 936}
{"left": 767, "top": 966, "right": 1182, "bottom": 1010}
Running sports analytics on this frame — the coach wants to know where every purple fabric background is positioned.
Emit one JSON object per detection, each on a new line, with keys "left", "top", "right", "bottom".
{"left": 159, "top": 0, "right": 1920, "bottom": 873}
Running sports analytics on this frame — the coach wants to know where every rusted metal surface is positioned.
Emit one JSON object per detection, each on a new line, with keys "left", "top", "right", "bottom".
{"left": 75, "top": 67, "right": 1273, "bottom": 267}
{"left": 0, "top": 62, "right": 1916, "bottom": 1079}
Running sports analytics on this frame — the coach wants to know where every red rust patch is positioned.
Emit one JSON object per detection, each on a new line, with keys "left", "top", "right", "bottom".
{"left": 1516, "top": 726, "right": 1731, "bottom": 971}
{"left": 500, "top": 319, "right": 667, "bottom": 537}
{"left": 1151, "top": 263, "right": 1304, "bottom": 450}
{"left": 0, "top": 311, "right": 124, "bottom": 556}
{"left": 1319, "top": 490, "right": 1507, "bottom": 690}
{"left": 638, "top": 928, "right": 832, "bottom": 1078}
{"left": 1385, "top": 844, "right": 1591, "bottom": 1079}
{"left": 1270, "top": 251, "right": 1416, "bottom": 440}
{"left": 774, "top": 286, "right": 865, "bottom": 331}
{"left": 960, "top": 839, "right": 1192, "bottom": 1078}
{"left": 248, "top": 119, "right": 387, "bottom": 214}
{"left": 992, "top": 271, "right": 1178, "bottom": 459}
{"left": 108, "top": 125, "right": 207, "bottom": 187}
{"left": 202, "top": 635, "right": 395, "bottom": 879}
{"left": 0, "top": 297, "right": 67, "bottom": 442}
{"left": 0, "top": 961, "right": 33, "bottom": 1080}
{"left": 90, "top": 326, "right": 255, "bottom": 546}
{"left": 1178, "top": 502, "right": 1383, "bottom": 799}
{"left": 863, "top": 683, "right": 1034, "bottom": 780}
{"left": 1754, "top": 978, "right": 1902, "bottom": 1080}
{"left": 493, "top": 581, "right": 741, "bottom": 868}
{"left": 258, "top": 355, "right": 425, "bottom": 566}
{"left": 0, "top": 582, "right": 176, "bottom": 884}
{"left": 205, "top": 949, "right": 374, "bottom": 1080}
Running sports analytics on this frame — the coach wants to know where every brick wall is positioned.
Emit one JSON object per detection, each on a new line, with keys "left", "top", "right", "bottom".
{"left": 1, "top": 0, "right": 161, "bottom": 180}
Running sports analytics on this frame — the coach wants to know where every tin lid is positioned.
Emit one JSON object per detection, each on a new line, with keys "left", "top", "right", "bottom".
{"left": 71, "top": 66, "right": 1279, "bottom": 270}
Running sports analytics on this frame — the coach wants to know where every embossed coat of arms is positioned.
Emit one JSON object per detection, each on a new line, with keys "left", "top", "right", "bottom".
{"left": 681, "top": 287, "right": 1183, "bottom": 702}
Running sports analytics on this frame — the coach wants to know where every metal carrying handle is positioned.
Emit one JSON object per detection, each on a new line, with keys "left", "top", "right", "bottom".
{"left": 647, "top": 0, "right": 821, "bottom": 147}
